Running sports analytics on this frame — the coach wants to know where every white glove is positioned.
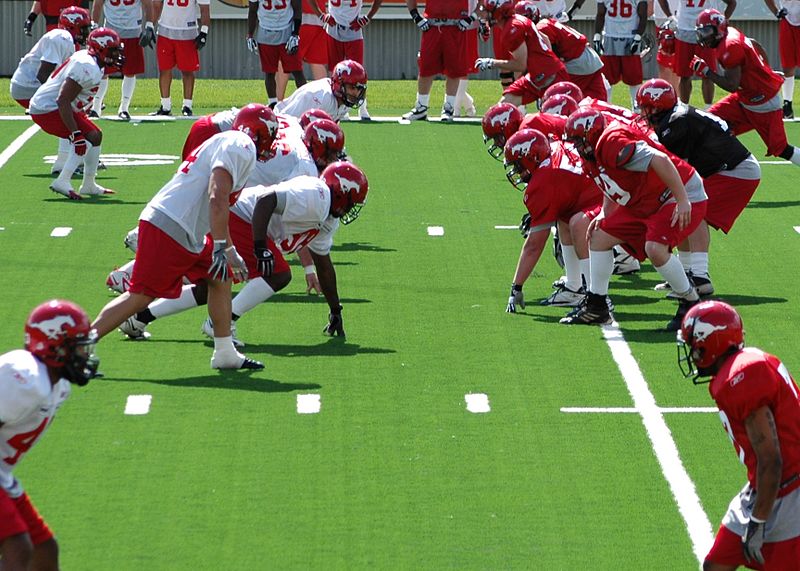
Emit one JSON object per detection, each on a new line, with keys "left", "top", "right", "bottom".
{"left": 246, "top": 36, "right": 258, "bottom": 53}
{"left": 285, "top": 33, "right": 300, "bottom": 55}
{"left": 475, "top": 57, "right": 494, "bottom": 71}
{"left": 592, "top": 33, "right": 603, "bottom": 54}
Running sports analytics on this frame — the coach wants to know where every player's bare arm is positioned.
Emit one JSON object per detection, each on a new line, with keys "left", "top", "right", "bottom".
{"left": 247, "top": 0, "right": 258, "bottom": 37}
{"left": 721, "top": 0, "right": 736, "bottom": 20}
{"left": 492, "top": 44, "right": 529, "bottom": 73}
{"left": 657, "top": 0, "right": 672, "bottom": 18}
{"left": 208, "top": 167, "right": 234, "bottom": 245}
{"left": 513, "top": 228, "right": 549, "bottom": 286}
{"left": 744, "top": 405, "right": 783, "bottom": 521}
{"left": 595, "top": 3, "right": 606, "bottom": 37}
{"left": 36, "top": 61, "right": 57, "bottom": 86}
{"left": 635, "top": 1, "right": 648, "bottom": 35}
{"left": 367, "top": 0, "right": 384, "bottom": 20}
{"left": 649, "top": 153, "right": 691, "bottom": 230}
{"left": 251, "top": 191, "right": 277, "bottom": 245}
{"left": 199, "top": 3, "right": 211, "bottom": 29}
{"left": 707, "top": 63, "right": 741, "bottom": 93}
{"left": 91, "top": 0, "right": 104, "bottom": 26}
{"left": 56, "top": 79, "right": 84, "bottom": 133}
{"left": 567, "top": 0, "right": 585, "bottom": 19}
{"left": 311, "top": 0, "right": 325, "bottom": 19}
{"left": 153, "top": 0, "right": 163, "bottom": 22}
{"left": 142, "top": 0, "right": 155, "bottom": 25}
{"left": 310, "top": 251, "right": 341, "bottom": 311}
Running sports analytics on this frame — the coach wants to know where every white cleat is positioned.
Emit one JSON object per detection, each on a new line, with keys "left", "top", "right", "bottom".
{"left": 119, "top": 315, "right": 150, "bottom": 340}
{"left": 79, "top": 183, "right": 115, "bottom": 196}
{"left": 49, "top": 179, "right": 82, "bottom": 200}
{"left": 201, "top": 317, "right": 245, "bottom": 348}
{"left": 401, "top": 105, "right": 428, "bottom": 121}
{"left": 211, "top": 350, "right": 264, "bottom": 370}
{"left": 124, "top": 226, "right": 139, "bottom": 252}
{"left": 440, "top": 103, "right": 455, "bottom": 123}
{"left": 106, "top": 267, "right": 132, "bottom": 294}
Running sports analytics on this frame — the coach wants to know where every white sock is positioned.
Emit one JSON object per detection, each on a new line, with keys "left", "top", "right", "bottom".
{"left": 54, "top": 138, "right": 70, "bottom": 168}
{"left": 212, "top": 335, "right": 238, "bottom": 355}
{"left": 629, "top": 84, "right": 642, "bottom": 109}
{"left": 655, "top": 256, "right": 699, "bottom": 300}
{"left": 561, "top": 245, "right": 582, "bottom": 291}
{"left": 149, "top": 285, "right": 199, "bottom": 318}
{"left": 790, "top": 146, "right": 800, "bottom": 166}
{"left": 677, "top": 250, "right": 692, "bottom": 272}
{"left": 589, "top": 249, "right": 615, "bottom": 295}
{"left": 579, "top": 258, "right": 590, "bottom": 289}
{"left": 56, "top": 149, "right": 82, "bottom": 184}
{"left": 231, "top": 278, "right": 276, "bottom": 317}
{"left": 119, "top": 75, "right": 136, "bottom": 113}
{"left": 359, "top": 99, "right": 369, "bottom": 113}
{"left": 182, "top": 98, "right": 193, "bottom": 110}
{"left": 161, "top": 97, "right": 171, "bottom": 111}
{"left": 119, "top": 259, "right": 135, "bottom": 273}
{"left": 691, "top": 252, "right": 709, "bottom": 278}
{"left": 444, "top": 94, "right": 456, "bottom": 111}
{"left": 268, "top": 97, "right": 278, "bottom": 107}
{"left": 784, "top": 76, "right": 795, "bottom": 102}
{"left": 417, "top": 93, "right": 430, "bottom": 108}
{"left": 455, "top": 79, "right": 469, "bottom": 110}
{"left": 81, "top": 144, "right": 101, "bottom": 186}
{"left": 92, "top": 77, "right": 109, "bottom": 114}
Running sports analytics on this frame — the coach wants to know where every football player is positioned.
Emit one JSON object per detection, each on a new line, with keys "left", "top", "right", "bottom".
{"left": 482, "top": 102, "right": 524, "bottom": 160}
{"left": 694, "top": 9, "right": 800, "bottom": 167}
{"left": 296, "top": 0, "right": 329, "bottom": 86}
{"left": 89, "top": 0, "right": 155, "bottom": 120}
{"left": 23, "top": 0, "right": 89, "bottom": 36}
{"left": 311, "top": 0, "right": 382, "bottom": 119}
{"left": 561, "top": 108, "right": 708, "bottom": 330}
{"left": 763, "top": 0, "right": 800, "bottom": 118}
{"left": 28, "top": 27, "right": 123, "bottom": 200}
{"left": 149, "top": 0, "right": 211, "bottom": 117}
{"left": 246, "top": 0, "right": 306, "bottom": 109}
{"left": 0, "top": 300, "right": 98, "bottom": 570}
{"left": 502, "top": 128, "right": 604, "bottom": 312}
{"left": 677, "top": 301, "right": 800, "bottom": 569}
{"left": 92, "top": 104, "right": 278, "bottom": 370}
{"left": 276, "top": 59, "right": 367, "bottom": 122}
{"left": 636, "top": 78, "right": 761, "bottom": 298}
{"left": 11, "top": 6, "right": 89, "bottom": 176}
{"left": 658, "top": 0, "right": 736, "bottom": 107}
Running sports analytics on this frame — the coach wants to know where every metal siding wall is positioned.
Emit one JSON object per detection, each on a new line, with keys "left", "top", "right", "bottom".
{"left": 0, "top": 2, "right": 787, "bottom": 79}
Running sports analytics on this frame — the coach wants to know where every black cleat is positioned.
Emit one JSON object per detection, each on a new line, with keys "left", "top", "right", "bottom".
{"left": 88, "top": 109, "right": 100, "bottom": 118}
{"left": 118, "top": 110, "right": 131, "bottom": 121}
{"left": 560, "top": 293, "right": 613, "bottom": 325}
{"left": 181, "top": 106, "right": 193, "bottom": 117}
{"left": 665, "top": 298, "right": 699, "bottom": 332}
{"left": 783, "top": 100, "right": 794, "bottom": 120}
{"left": 239, "top": 357, "right": 264, "bottom": 370}
{"left": 149, "top": 106, "right": 171, "bottom": 116}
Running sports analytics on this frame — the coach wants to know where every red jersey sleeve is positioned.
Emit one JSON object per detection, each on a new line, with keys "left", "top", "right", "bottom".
{"left": 523, "top": 170, "right": 561, "bottom": 228}
{"left": 719, "top": 36, "right": 746, "bottom": 70}
{"left": 504, "top": 18, "right": 527, "bottom": 54}
{"left": 715, "top": 358, "right": 778, "bottom": 424}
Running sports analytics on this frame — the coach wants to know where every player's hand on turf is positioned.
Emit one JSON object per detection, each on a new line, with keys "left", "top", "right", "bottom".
{"left": 246, "top": 36, "right": 258, "bottom": 53}
{"left": 691, "top": 55, "right": 709, "bottom": 77}
{"left": 323, "top": 305, "right": 345, "bottom": 336}
{"left": 592, "top": 33, "right": 603, "bottom": 54}
{"left": 285, "top": 33, "right": 300, "bottom": 54}
{"left": 70, "top": 130, "right": 87, "bottom": 156}
{"left": 226, "top": 245, "right": 249, "bottom": 282}
{"left": 139, "top": 22, "right": 156, "bottom": 47}
{"left": 742, "top": 518, "right": 766, "bottom": 565}
{"left": 506, "top": 284, "right": 524, "bottom": 313}
{"left": 209, "top": 240, "right": 232, "bottom": 282}
{"left": 475, "top": 57, "right": 494, "bottom": 71}
{"left": 253, "top": 240, "right": 274, "bottom": 276}
{"left": 305, "top": 272, "right": 321, "bottom": 295}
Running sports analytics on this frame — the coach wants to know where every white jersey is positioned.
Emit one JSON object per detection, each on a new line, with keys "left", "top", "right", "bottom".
{"left": 0, "top": 350, "right": 71, "bottom": 499}
{"left": 275, "top": 78, "right": 348, "bottom": 122}
{"left": 10, "top": 29, "right": 75, "bottom": 100}
{"left": 101, "top": 0, "right": 146, "bottom": 38}
{"left": 252, "top": 0, "right": 294, "bottom": 32}
{"left": 232, "top": 176, "right": 339, "bottom": 256}
{"left": 598, "top": 0, "right": 644, "bottom": 37}
{"left": 212, "top": 108, "right": 238, "bottom": 131}
{"left": 141, "top": 131, "right": 256, "bottom": 250}
{"left": 782, "top": 0, "right": 800, "bottom": 26}
{"left": 158, "top": 0, "right": 210, "bottom": 40}
{"left": 529, "top": 0, "right": 567, "bottom": 18}
{"left": 653, "top": 0, "right": 678, "bottom": 25}
{"left": 247, "top": 115, "right": 317, "bottom": 187}
{"left": 676, "top": 0, "right": 720, "bottom": 31}
{"left": 28, "top": 50, "right": 103, "bottom": 116}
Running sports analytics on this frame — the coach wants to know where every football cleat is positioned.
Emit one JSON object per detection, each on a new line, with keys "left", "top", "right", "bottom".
{"left": 124, "top": 227, "right": 139, "bottom": 252}
{"left": 612, "top": 247, "right": 640, "bottom": 275}
{"left": 201, "top": 317, "right": 245, "bottom": 348}
{"left": 402, "top": 105, "right": 428, "bottom": 121}
{"left": 118, "top": 110, "right": 131, "bottom": 121}
{"left": 50, "top": 179, "right": 82, "bottom": 200}
{"left": 149, "top": 106, "right": 171, "bottom": 116}
{"left": 211, "top": 350, "right": 264, "bottom": 370}
{"left": 119, "top": 315, "right": 150, "bottom": 340}
{"left": 88, "top": 109, "right": 100, "bottom": 118}
{"left": 106, "top": 267, "right": 132, "bottom": 294}
{"left": 667, "top": 274, "right": 714, "bottom": 299}
{"left": 559, "top": 293, "right": 613, "bottom": 325}
{"left": 665, "top": 298, "right": 699, "bottom": 332}
{"left": 784, "top": 100, "right": 794, "bottom": 120}
{"left": 540, "top": 284, "right": 585, "bottom": 307}
{"left": 440, "top": 103, "right": 455, "bottom": 123}
{"left": 79, "top": 182, "right": 115, "bottom": 195}
{"left": 182, "top": 106, "right": 193, "bottom": 117}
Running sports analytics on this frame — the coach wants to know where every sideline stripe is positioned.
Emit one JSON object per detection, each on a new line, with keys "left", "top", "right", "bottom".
{"left": 794, "top": 226, "right": 800, "bottom": 234}
{"left": 427, "top": 226, "right": 444, "bottom": 236}
{"left": 50, "top": 227, "right": 72, "bottom": 237}
{"left": 0, "top": 125, "right": 40, "bottom": 170}
{"left": 602, "top": 322, "right": 714, "bottom": 564}
{"left": 465, "top": 393, "right": 490, "bottom": 413}
{"left": 124, "top": 395, "right": 152, "bottom": 415}
{"left": 297, "top": 394, "right": 321, "bottom": 414}
{"left": 494, "top": 225, "right": 519, "bottom": 230}
{"left": 561, "top": 406, "right": 718, "bottom": 413}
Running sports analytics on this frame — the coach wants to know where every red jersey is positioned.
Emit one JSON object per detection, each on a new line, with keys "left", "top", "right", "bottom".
{"left": 504, "top": 16, "right": 567, "bottom": 90}
{"left": 423, "top": 0, "right": 469, "bottom": 20}
{"left": 524, "top": 141, "right": 602, "bottom": 229}
{"left": 41, "top": 0, "right": 83, "bottom": 17}
{"left": 536, "top": 19, "right": 587, "bottom": 61}
{"left": 520, "top": 112, "right": 567, "bottom": 140}
{"left": 718, "top": 27, "right": 784, "bottom": 106}
{"left": 580, "top": 97, "right": 638, "bottom": 126}
{"left": 710, "top": 348, "right": 800, "bottom": 496}
{"left": 594, "top": 123, "right": 697, "bottom": 217}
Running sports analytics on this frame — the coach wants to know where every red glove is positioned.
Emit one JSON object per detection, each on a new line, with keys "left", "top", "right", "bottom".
{"left": 69, "top": 130, "right": 87, "bottom": 156}
{"left": 691, "top": 55, "right": 710, "bottom": 78}
{"left": 349, "top": 15, "right": 370, "bottom": 30}
{"left": 321, "top": 13, "right": 334, "bottom": 25}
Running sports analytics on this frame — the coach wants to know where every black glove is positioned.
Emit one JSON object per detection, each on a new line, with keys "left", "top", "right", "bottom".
{"left": 285, "top": 33, "right": 300, "bottom": 55}
{"left": 195, "top": 30, "right": 208, "bottom": 50}
{"left": 592, "top": 33, "right": 603, "bottom": 54}
{"left": 628, "top": 33, "right": 642, "bottom": 55}
{"left": 409, "top": 8, "right": 430, "bottom": 31}
{"left": 519, "top": 212, "right": 532, "bottom": 237}
{"left": 24, "top": 12, "right": 37, "bottom": 36}
{"left": 139, "top": 22, "right": 156, "bottom": 48}
{"left": 323, "top": 305, "right": 345, "bottom": 336}
{"left": 777, "top": 7, "right": 788, "bottom": 18}
{"left": 506, "top": 284, "right": 525, "bottom": 313}
{"left": 253, "top": 240, "right": 274, "bottom": 276}
{"left": 458, "top": 13, "right": 475, "bottom": 31}
{"left": 742, "top": 518, "right": 766, "bottom": 565}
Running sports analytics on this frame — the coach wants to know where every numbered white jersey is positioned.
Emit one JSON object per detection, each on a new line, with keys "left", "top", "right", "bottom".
{"left": 11, "top": 29, "right": 75, "bottom": 93}
{"left": 676, "top": 0, "right": 721, "bottom": 31}
{"left": 28, "top": 50, "right": 103, "bottom": 115}
{"left": 158, "top": 0, "right": 210, "bottom": 40}
{"left": 328, "top": 0, "right": 362, "bottom": 28}
{"left": 275, "top": 78, "right": 349, "bottom": 122}
{"left": 251, "top": 0, "right": 294, "bottom": 31}
{"left": 0, "top": 350, "right": 71, "bottom": 498}
{"left": 142, "top": 131, "right": 256, "bottom": 249}
{"left": 247, "top": 115, "right": 317, "bottom": 187}
{"left": 783, "top": 0, "right": 800, "bottom": 26}
{"left": 653, "top": 0, "right": 678, "bottom": 23}
{"left": 528, "top": 0, "right": 567, "bottom": 18}
{"left": 102, "top": 0, "right": 146, "bottom": 38}
{"left": 233, "top": 176, "right": 338, "bottom": 256}
{"left": 598, "top": 0, "right": 643, "bottom": 37}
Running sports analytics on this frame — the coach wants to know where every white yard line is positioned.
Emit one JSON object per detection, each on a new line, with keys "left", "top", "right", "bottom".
{"left": 601, "top": 322, "right": 714, "bottom": 566}
{"left": 297, "top": 394, "right": 321, "bottom": 414}
{"left": 0, "top": 125, "right": 40, "bottom": 170}
{"left": 561, "top": 406, "right": 717, "bottom": 413}
{"left": 50, "top": 227, "right": 72, "bottom": 237}
{"left": 464, "top": 393, "right": 491, "bottom": 413}
{"left": 427, "top": 226, "right": 444, "bottom": 236}
{"left": 494, "top": 225, "right": 519, "bottom": 230}
{"left": 124, "top": 395, "right": 152, "bottom": 415}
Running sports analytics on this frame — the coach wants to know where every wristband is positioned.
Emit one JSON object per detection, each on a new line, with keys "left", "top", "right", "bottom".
{"left": 213, "top": 239, "right": 227, "bottom": 248}
{"left": 304, "top": 265, "right": 316, "bottom": 275}
{"left": 26, "top": 12, "right": 38, "bottom": 23}
{"left": 146, "top": 21, "right": 155, "bottom": 29}
{"left": 750, "top": 515, "right": 766, "bottom": 524}
{"left": 200, "top": 25, "right": 209, "bottom": 34}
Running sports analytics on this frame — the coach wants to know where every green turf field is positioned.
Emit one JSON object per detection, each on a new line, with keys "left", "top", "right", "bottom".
{"left": 0, "top": 79, "right": 799, "bottom": 569}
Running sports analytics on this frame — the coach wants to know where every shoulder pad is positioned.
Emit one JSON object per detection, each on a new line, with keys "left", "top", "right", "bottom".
{"left": 616, "top": 143, "right": 636, "bottom": 167}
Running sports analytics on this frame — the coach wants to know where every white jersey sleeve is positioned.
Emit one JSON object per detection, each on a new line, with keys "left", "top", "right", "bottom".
{"left": 245, "top": 115, "right": 317, "bottom": 187}
{"left": 102, "top": 0, "right": 146, "bottom": 38}
{"left": 274, "top": 78, "right": 348, "bottom": 121}
{"left": 158, "top": 0, "right": 210, "bottom": 40}
{"left": 0, "top": 350, "right": 71, "bottom": 496}
{"left": 28, "top": 51, "right": 103, "bottom": 115}
{"left": 10, "top": 29, "right": 75, "bottom": 94}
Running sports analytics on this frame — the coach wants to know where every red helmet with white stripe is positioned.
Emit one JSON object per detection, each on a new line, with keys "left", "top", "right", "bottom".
{"left": 303, "top": 119, "right": 345, "bottom": 169}
{"left": 87, "top": 27, "right": 124, "bottom": 69}
{"left": 541, "top": 94, "right": 579, "bottom": 118}
{"left": 695, "top": 9, "right": 728, "bottom": 48}
{"left": 636, "top": 79, "right": 678, "bottom": 123}
{"left": 482, "top": 103, "right": 524, "bottom": 160}
{"left": 233, "top": 104, "right": 280, "bottom": 162}
{"left": 322, "top": 161, "right": 369, "bottom": 225}
{"left": 678, "top": 300, "right": 744, "bottom": 378}
{"left": 503, "top": 128, "right": 551, "bottom": 190}
{"left": 59, "top": 6, "right": 91, "bottom": 45}
{"left": 332, "top": 60, "right": 367, "bottom": 108}
{"left": 565, "top": 108, "right": 606, "bottom": 159}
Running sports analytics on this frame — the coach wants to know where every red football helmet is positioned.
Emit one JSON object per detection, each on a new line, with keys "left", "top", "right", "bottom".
{"left": 695, "top": 9, "right": 728, "bottom": 48}
{"left": 542, "top": 82, "right": 584, "bottom": 105}
{"left": 87, "top": 27, "right": 124, "bottom": 69}
{"left": 513, "top": 0, "right": 540, "bottom": 22}
{"left": 322, "top": 161, "right": 369, "bottom": 225}
{"left": 303, "top": 119, "right": 345, "bottom": 169}
{"left": 678, "top": 300, "right": 744, "bottom": 380}
{"left": 24, "top": 300, "right": 98, "bottom": 386}
{"left": 657, "top": 26, "right": 676, "bottom": 57}
{"left": 636, "top": 79, "right": 678, "bottom": 123}
{"left": 503, "top": 128, "right": 551, "bottom": 190}
{"left": 482, "top": 103, "right": 524, "bottom": 160}
{"left": 484, "top": 0, "right": 516, "bottom": 21}
{"left": 299, "top": 108, "right": 334, "bottom": 130}
{"left": 331, "top": 60, "right": 367, "bottom": 108}
{"left": 565, "top": 108, "right": 606, "bottom": 159}
{"left": 233, "top": 103, "right": 280, "bottom": 162}
{"left": 541, "top": 94, "right": 579, "bottom": 117}
{"left": 59, "top": 6, "right": 91, "bottom": 45}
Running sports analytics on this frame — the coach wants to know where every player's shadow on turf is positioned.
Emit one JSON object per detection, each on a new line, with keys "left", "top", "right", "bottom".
{"left": 245, "top": 339, "right": 395, "bottom": 357}
{"left": 335, "top": 242, "right": 396, "bottom": 253}
{"left": 746, "top": 200, "right": 800, "bottom": 208}
{"left": 41, "top": 197, "right": 147, "bottom": 205}
{"left": 107, "top": 374, "right": 321, "bottom": 393}
{"left": 266, "top": 294, "right": 371, "bottom": 304}
{"left": 713, "top": 294, "right": 788, "bottom": 306}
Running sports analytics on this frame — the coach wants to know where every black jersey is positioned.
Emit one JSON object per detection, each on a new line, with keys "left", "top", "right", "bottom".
{"left": 653, "top": 105, "right": 751, "bottom": 178}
